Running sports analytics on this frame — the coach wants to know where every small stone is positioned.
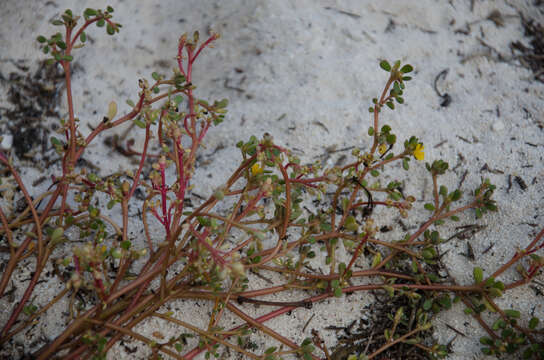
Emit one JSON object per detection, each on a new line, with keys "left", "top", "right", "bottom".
{"left": 0, "top": 134, "right": 13, "bottom": 151}
{"left": 491, "top": 121, "right": 504, "bottom": 132}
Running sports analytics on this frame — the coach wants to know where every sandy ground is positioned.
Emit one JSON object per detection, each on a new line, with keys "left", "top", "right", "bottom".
{"left": 1, "top": 0, "right": 544, "bottom": 359}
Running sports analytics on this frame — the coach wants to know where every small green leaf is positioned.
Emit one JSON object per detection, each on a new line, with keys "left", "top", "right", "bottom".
{"left": 106, "top": 23, "right": 115, "bottom": 35}
{"left": 51, "top": 137, "right": 62, "bottom": 146}
{"left": 63, "top": 55, "right": 73, "bottom": 61}
{"left": 106, "top": 5, "right": 114, "bottom": 12}
{"left": 84, "top": 8, "right": 98, "bottom": 17}
{"left": 529, "top": 317, "right": 539, "bottom": 329}
{"left": 385, "top": 101, "right": 394, "bottom": 110}
{"left": 80, "top": 32, "right": 86, "bottom": 43}
{"left": 37, "top": 35, "right": 47, "bottom": 43}
{"left": 121, "top": 240, "right": 131, "bottom": 250}
{"left": 152, "top": 72, "right": 160, "bottom": 81}
{"left": 504, "top": 309, "right": 520, "bottom": 319}
{"left": 473, "top": 267, "right": 484, "bottom": 284}
{"left": 371, "top": 252, "right": 382, "bottom": 268}
{"left": 423, "top": 299, "right": 432, "bottom": 311}
{"left": 107, "top": 101, "right": 117, "bottom": 120}
{"left": 107, "top": 200, "right": 116, "bottom": 209}
{"left": 97, "top": 18, "right": 105, "bottom": 27}
{"left": 400, "top": 64, "right": 413, "bottom": 73}
{"left": 334, "top": 287, "right": 342, "bottom": 297}
{"left": 320, "top": 223, "right": 332, "bottom": 232}
{"left": 386, "top": 133, "right": 396, "bottom": 144}
{"left": 51, "top": 227, "right": 64, "bottom": 243}
{"left": 380, "top": 60, "right": 391, "bottom": 72}
{"left": 215, "top": 98, "right": 229, "bottom": 108}
{"left": 52, "top": 19, "right": 64, "bottom": 26}
{"left": 402, "top": 157, "right": 410, "bottom": 170}
{"left": 368, "top": 127, "right": 374, "bottom": 136}
{"left": 134, "top": 118, "right": 146, "bottom": 128}
{"left": 423, "top": 203, "right": 435, "bottom": 211}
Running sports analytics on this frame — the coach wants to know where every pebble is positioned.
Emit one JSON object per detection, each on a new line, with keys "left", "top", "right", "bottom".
{"left": 492, "top": 121, "right": 504, "bottom": 132}
{"left": 0, "top": 134, "right": 13, "bottom": 151}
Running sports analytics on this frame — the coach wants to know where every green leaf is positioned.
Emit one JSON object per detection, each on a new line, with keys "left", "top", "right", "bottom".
{"left": 473, "top": 267, "right": 484, "bottom": 284}
{"left": 106, "top": 23, "right": 115, "bottom": 35}
{"left": 84, "top": 8, "right": 98, "bottom": 17}
{"left": 51, "top": 227, "right": 64, "bottom": 243}
{"left": 334, "top": 287, "right": 342, "bottom": 297}
{"left": 402, "top": 157, "right": 410, "bottom": 170}
{"left": 80, "top": 32, "right": 86, "bottom": 43}
{"left": 386, "top": 133, "right": 396, "bottom": 144}
{"left": 107, "top": 200, "right": 116, "bottom": 209}
{"left": 368, "top": 127, "right": 374, "bottom": 136}
{"left": 106, "top": 5, "right": 114, "bottom": 12}
{"left": 52, "top": 19, "right": 64, "bottom": 26}
{"left": 107, "top": 101, "right": 117, "bottom": 120}
{"left": 134, "top": 118, "right": 146, "bottom": 128}
{"left": 371, "top": 252, "right": 382, "bottom": 268}
{"left": 97, "top": 18, "right": 105, "bottom": 27}
{"left": 63, "top": 55, "right": 73, "bottom": 61}
{"left": 370, "top": 169, "right": 380, "bottom": 177}
{"left": 215, "top": 98, "right": 229, "bottom": 108}
{"left": 152, "top": 72, "right": 160, "bottom": 81}
{"left": 529, "top": 317, "right": 539, "bottom": 329}
{"left": 450, "top": 189, "right": 462, "bottom": 201}
{"left": 380, "top": 60, "right": 391, "bottom": 72}
{"left": 344, "top": 216, "right": 358, "bottom": 232}
{"left": 423, "top": 203, "right": 435, "bottom": 211}
{"left": 173, "top": 95, "right": 184, "bottom": 105}
{"left": 320, "top": 223, "right": 332, "bottom": 232}
{"left": 423, "top": 299, "right": 432, "bottom": 311}
{"left": 385, "top": 101, "right": 394, "bottom": 110}
{"left": 37, "top": 35, "right": 47, "bottom": 43}
{"left": 504, "top": 309, "right": 520, "bottom": 319}
{"left": 400, "top": 64, "right": 413, "bottom": 73}
{"left": 121, "top": 240, "right": 131, "bottom": 250}
{"left": 50, "top": 137, "right": 62, "bottom": 146}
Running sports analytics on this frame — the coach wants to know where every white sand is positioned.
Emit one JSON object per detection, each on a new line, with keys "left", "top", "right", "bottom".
{"left": 1, "top": 0, "right": 543, "bottom": 359}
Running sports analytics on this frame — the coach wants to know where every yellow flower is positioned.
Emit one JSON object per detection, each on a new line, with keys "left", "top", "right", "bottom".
{"left": 251, "top": 163, "right": 263, "bottom": 175}
{"left": 378, "top": 143, "right": 387, "bottom": 155}
{"left": 413, "top": 143, "right": 424, "bottom": 161}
